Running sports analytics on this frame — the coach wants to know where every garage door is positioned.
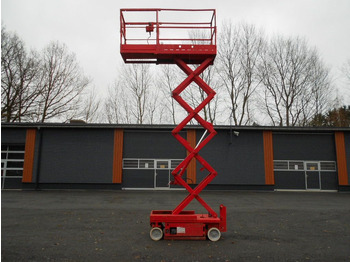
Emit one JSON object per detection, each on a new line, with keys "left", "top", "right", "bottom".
{"left": 274, "top": 160, "right": 337, "bottom": 190}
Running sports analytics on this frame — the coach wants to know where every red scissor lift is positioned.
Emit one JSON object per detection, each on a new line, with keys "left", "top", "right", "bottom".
{"left": 120, "top": 8, "right": 226, "bottom": 241}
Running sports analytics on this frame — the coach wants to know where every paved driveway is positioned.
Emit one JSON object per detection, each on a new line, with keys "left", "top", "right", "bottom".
{"left": 2, "top": 190, "right": 350, "bottom": 261}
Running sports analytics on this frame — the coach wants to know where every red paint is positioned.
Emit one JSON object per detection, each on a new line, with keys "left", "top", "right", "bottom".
{"left": 120, "top": 9, "right": 217, "bottom": 65}
{"left": 120, "top": 8, "right": 226, "bottom": 240}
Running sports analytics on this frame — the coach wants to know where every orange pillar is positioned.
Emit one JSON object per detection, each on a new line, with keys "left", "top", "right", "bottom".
{"left": 22, "top": 129, "right": 37, "bottom": 183}
{"left": 335, "top": 132, "right": 349, "bottom": 186}
{"left": 263, "top": 131, "right": 275, "bottom": 185}
{"left": 113, "top": 129, "right": 124, "bottom": 183}
{"left": 187, "top": 129, "right": 197, "bottom": 184}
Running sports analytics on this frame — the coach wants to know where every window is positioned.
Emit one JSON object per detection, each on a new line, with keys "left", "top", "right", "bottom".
{"left": 320, "top": 162, "right": 336, "bottom": 171}
{"left": 273, "top": 161, "right": 288, "bottom": 170}
{"left": 1, "top": 145, "right": 25, "bottom": 188}
{"left": 289, "top": 161, "right": 303, "bottom": 171}
{"left": 139, "top": 160, "right": 154, "bottom": 169}
{"left": 156, "top": 161, "right": 169, "bottom": 169}
{"left": 123, "top": 159, "right": 138, "bottom": 169}
{"left": 273, "top": 160, "right": 336, "bottom": 172}
{"left": 306, "top": 162, "right": 319, "bottom": 171}
{"left": 171, "top": 160, "right": 182, "bottom": 169}
{"left": 123, "top": 158, "right": 183, "bottom": 170}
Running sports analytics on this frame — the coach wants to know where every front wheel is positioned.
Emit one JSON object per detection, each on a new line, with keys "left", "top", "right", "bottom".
{"left": 207, "top": 227, "right": 221, "bottom": 242}
{"left": 150, "top": 227, "right": 163, "bottom": 241}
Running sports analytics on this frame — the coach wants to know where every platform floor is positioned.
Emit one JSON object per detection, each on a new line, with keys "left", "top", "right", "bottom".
{"left": 2, "top": 190, "right": 350, "bottom": 261}
{"left": 120, "top": 44, "right": 216, "bottom": 64}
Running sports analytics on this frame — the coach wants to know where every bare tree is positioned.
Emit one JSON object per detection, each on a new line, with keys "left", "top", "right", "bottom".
{"left": 31, "top": 41, "right": 90, "bottom": 122}
{"left": 104, "top": 63, "right": 170, "bottom": 124}
{"left": 158, "top": 64, "right": 181, "bottom": 124}
{"left": 1, "top": 26, "right": 41, "bottom": 122}
{"left": 342, "top": 59, "right": 350, "bottom": 82}
{"left": 258, "top": 36, "right": 332, "bottom": 126}
{"left": 104, "top": 80, "right": 131, "bottom": 124}
{"left": 146, "top": 86, "right": 166, "bottom": 124}
{"left": 301, "top": 58, "right": 332, "bottom": 125}
{"left": 120, "top": 63, "right": 162, "bottom": 124}
{"left": 340, "top": 59, "right": 350, "bottom": 105}
{"left": 123, "top": 64, "right": 150, "bottom": 124}
{"left": 67, "top": 86, "right": 102, "bottom": 123}
{"left": 217, "top": 22, "right": 265, "bottom": 125}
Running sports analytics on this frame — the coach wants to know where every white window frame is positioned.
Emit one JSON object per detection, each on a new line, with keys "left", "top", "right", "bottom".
{"left": 1, "top": 145, "right": 25, "bottom": 189}
{"left": 123, "top": 158, "right": 184, "bottom": 170}
{"left": 273, "top": 160, "right": 336, "bottom": 172}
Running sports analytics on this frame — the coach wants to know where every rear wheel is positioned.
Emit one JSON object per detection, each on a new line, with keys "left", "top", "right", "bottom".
{"left": 150, "top": 227, "right": 163, "bottom": 241}
{"left": 207, "top": 227, "right": 221, "bottom": 242}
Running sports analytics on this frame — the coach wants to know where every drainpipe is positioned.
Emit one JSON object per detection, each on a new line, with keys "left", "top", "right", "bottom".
{"left": 35, "top": 126, "right": 43, "bottom": 190}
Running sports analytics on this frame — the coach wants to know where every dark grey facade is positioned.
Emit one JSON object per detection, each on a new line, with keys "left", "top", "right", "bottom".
{"left": 34, "top": 128, "right": 115, "bottom": 184}
{"left": 1, "top": 128, "right": 27, "bottom": 144}
{"left": 122, "top": 129, "right": 186, "bottom": 189}
{"left": 197, "top": 130, "right": 265, "bottom": 186}
{"left": 1, "top": 123, "right": 349, "bottom": 191}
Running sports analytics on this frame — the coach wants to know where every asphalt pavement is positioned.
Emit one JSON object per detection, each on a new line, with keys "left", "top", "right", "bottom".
{"left": 2, "top": 190, "right": 350, "bottom": 261}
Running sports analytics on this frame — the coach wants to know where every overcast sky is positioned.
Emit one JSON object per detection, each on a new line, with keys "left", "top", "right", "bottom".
{"left": 2, "top": 0, "right": 350, "bottom": 104}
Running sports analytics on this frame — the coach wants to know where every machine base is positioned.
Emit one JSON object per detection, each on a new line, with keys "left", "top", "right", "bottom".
{"left": 150, "top": 205, "right": 226, "bottom": 241}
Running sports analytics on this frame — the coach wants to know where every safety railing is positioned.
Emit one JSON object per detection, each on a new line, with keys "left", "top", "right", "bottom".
{"left": 120, "top": 8, "right": 216, "bottom": 46}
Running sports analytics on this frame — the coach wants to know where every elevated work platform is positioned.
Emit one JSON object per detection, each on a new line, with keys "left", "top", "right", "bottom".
{"left": 120, "top": 8, "right": 225, "bottom": 241}
{"left": 120, "top": 9, "right": 216, "bottom": 64}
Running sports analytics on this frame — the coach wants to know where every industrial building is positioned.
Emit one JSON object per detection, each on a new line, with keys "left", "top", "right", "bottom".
{"left": 1, "top": 123, "right": 349, "bottom": 192}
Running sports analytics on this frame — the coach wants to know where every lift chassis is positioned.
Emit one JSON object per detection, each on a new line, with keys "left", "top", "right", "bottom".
{"left": 120, "top": 8, "right": 227, "bottom": 241}
{"left": 151, "top": 206, "right": 226, "bottom": 241}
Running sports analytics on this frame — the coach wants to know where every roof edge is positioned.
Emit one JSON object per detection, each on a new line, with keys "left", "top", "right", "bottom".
{"left": 1, "top": 122, "right": 349, "bottom": 132}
